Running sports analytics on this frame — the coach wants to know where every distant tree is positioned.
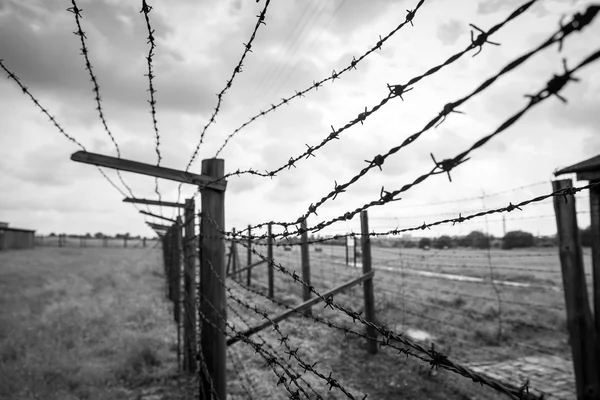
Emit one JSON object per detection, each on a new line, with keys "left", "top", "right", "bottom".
{"left": 49, "top": 232, "right": 56, "bottom": 237}
{"left": 84, "top": 233, "right": 92, "bottom": 238}
{"left": 94, "top": 232, "right": 104, "bottom": 239}
{"left": 580, "top": 226, "right": 592, "bottom": 247}
{"left": 502, "top": 230, "right": 535, "bottom": 249}
{"left": 465, "top": 231, "right": 490, "bottom": 249}
{"left": 418, "top": 237, "right": 431, "bottom": 249}
{"left": 433, "top": 235, "right": 453, "bottom": 249}
{"left": 455, "top": 236, "right": 469, "bottom": 247}
{"left": 402, "top": 240, "right": 417, "bottom": 248}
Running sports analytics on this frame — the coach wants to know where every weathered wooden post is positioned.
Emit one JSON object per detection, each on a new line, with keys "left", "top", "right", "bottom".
{"left": 172, "top": 220, "right": 183, "bottom": 372}
{"left": 183, "top": 198, "right": 197, "bottom": 373}
{"left": 353, "top": 236, "right": 357, "bottom": 268}
{"left": 143, "top": 237, "right": 147, "bottom": 247}
{"left": 345, "top": 236, "right": 349, "bottom": 266}
{"left": 268, "top": 223, "right": 274, "bottom": 299}
{"left": 552, "top": 179, "right": 600, "bottom": 398}
{"left": 301, "top": 220, "right": 312, "bottom": 316}
{"left": 124, "top": 236, "right": 128, "bottom": 248}
{"left": 247, "top": 225, "right": 252, "bottom": 286}
{"left": 103, "top": 236, "right": 108, "bottom": 248}
{"left": 360, "top": 211, "right": 378, "bottom": 354}
{"left": 200, "top": 159, "right": 226, "bottom": 400}
{"left": 591, "top": 183, "right": 600, "bottom": 331}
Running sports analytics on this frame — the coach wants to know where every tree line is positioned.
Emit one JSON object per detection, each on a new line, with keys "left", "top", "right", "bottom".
{"left": 272, "top": 226, "right": 595, "bottom": 250}
{"left": 46, "top": 232, "right": 152, "bottom": 240}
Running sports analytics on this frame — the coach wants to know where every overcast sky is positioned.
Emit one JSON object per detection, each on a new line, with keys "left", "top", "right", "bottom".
{"left": 0, "top": 0, "right": 598, "bottom": 240}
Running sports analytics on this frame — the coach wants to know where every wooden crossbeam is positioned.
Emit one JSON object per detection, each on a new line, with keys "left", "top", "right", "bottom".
{"left": 147, "top": 222, "right": 171, "bottom": 230}
{"left": 71, "top": 151, "right": 227, "bottom": 191}
{"left": 125, "top": 197, "right": 186, "bottom": 208}
{"left": 227, "top": 260, "right": 266, "bottom": 277}
{"left": 140, "top": 210, "right": 176, "bottom": 223}
{"left": 227, "top": 270, "right": 374, "bottom": 346}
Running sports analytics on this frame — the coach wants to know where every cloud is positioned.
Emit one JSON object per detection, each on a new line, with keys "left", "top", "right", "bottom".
{"left": 436, "top": 20, "right": 466, "bottom": 47}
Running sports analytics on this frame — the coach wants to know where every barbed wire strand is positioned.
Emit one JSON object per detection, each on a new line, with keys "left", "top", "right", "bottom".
{"left": 140, "top": 0, "right": 165, "bottom": 219}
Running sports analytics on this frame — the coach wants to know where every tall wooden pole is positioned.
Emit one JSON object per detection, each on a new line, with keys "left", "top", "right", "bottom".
{"left": 247, "top": 225, "right": 252, "bottom": 286}
{"left": 360, "top": 211, "right": 378, "bottom": 354}
{"left": 301, "top": 220, "right": 312, "bottom": 316}
{"left": 183, "top": 199, "right": 197, "bottom": 373}
{"left": 268, "top": 223, "right": 274, "bottom": 299}
{"left": 552, "top": 179, "right": 600, "bottom": 398}
{"left": 589, "top": 181, "right": 600, "bottom": 376}
{"left": 200, "top": 159, "right": 226, "bottom": 400}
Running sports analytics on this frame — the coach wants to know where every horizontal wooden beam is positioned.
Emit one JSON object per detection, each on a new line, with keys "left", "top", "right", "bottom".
{"left": 71, "top": 151, "right": 227, "bottom": 191}
{"left": 124, "top": 197, "right": 186, "bottom": 208}
{"left": 147, "top": 222, "right": 172, "bottom": 230}
{"left": 227, "top": 270, "right": 374, "bottom": 346}
{"left": 140, "top": 210, "right": 176, "bottom": 223}
{"left": 227, "top": 260, "right": 266, "bottom": 277}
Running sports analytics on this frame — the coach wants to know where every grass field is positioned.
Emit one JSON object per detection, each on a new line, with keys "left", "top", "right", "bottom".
{"left": 1, "top": 242, "right": 581, "bottom": 399}
{"left": 228, "top": 243, "right": 585, "bottom": 399}
{"left": 0, "top": 247, "right": 195, "bottom": 400}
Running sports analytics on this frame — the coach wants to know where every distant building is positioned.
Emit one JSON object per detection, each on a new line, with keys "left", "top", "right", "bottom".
{"left": 0, "top": 222, "right": 36, "bottom": 251}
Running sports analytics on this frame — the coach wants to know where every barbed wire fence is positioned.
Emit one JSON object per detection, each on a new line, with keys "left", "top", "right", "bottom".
{"left": 2, "top": 0, "right": 600, "bottom": 399}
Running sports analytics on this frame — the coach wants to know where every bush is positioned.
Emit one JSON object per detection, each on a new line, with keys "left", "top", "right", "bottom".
{"left": 433, "top": 235, "right": 453, "bottom": 249}
{"left": 464, "top": 231, "right": 490, "bottom": 249}
{"left": 502, "top": 230, "right": 535, "bottom": 249}
{"left": 418, "top": 237, "right": 431, "bottom": 249}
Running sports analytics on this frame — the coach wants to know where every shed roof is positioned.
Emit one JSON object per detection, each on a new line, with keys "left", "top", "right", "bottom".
{"left": 555, "top": 154, "right": 600, "bottom": 176}
{"left": 0, "top": 227, "right": 36, "bottom": 233}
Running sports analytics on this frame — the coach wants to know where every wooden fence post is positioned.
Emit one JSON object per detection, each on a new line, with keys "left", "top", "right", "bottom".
{"left": 124, "top": 237, "right": 128, "bottom": 248}
{"left": 143, "top": 237, "right": 147, "bottom": 248}
{"left": 268, "top": 223, "right": 274, "bottom": 299}
{"left": 247, "top": 225, "right": 252, "bottom": 286}
{"left": 360, "top": 211, "right": 378, "bottom": 354}
{"left": 589, "top": 183, "right": 600, "bottom": 347}
{"left": 552, "top": 179, "right": 600, "bottom": 398}
{"left": 172, "top": 220, "right": 183, "bottom": 373}
{"left": 353, "top": 236, "right": 357, "bottom": 268}
{"left": 200, "top": 158, "right": 226, "bottom": 400}
{"left": 346, "top": 236, "right": 349, "bottom": 266}
{"left": 230, "top": 228, "right": 238, "bottom": 279}
{"left": 301, "top": 220, "right": 312, "bottom": 316}
{"left": 183, "top": 198, "right": 197, "bottom": 373}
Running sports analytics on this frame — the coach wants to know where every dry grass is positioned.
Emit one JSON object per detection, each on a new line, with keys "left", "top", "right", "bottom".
{"left": 0, "top": 247, "right": 194, "bottom": 400}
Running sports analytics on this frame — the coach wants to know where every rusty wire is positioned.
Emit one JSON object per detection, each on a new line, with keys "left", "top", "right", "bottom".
{"left": 212, "top": 0, "right": 428, "bottom": 158}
